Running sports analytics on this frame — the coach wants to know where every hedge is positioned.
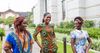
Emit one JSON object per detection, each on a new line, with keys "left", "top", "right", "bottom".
{"left": 55, "top": 28, "right": 100, "bottom": 39}
{"left": 91, "top": 39, "right": 100, "bottom": 51}
{"left": 84, "top": 28, "right": 100, "bottom": 39}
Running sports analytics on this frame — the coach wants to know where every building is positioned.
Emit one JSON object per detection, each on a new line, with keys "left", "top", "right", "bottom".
{"left": 33, "top": 0, "right": 63, "bottom": 25}
{"left": 0, "top": 9, "right": 29, "bottom": 29}
{"left": 64, "top": 0, "right": 100, "bottom": 27}
{"left": 33, "top": 0, "right": 100, "bottom": 27}
{"left": 0, "top": 9, "right": 28, "bottom": 19}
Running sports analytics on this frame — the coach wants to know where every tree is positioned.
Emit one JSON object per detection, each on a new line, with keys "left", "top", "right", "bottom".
{"left": 4, "top": 16, "right": 14, "bottom": 27}
{"left": 26, "top": 12, "right": 33, "bottom": 25}
{"left": 0, "top": 28, "right": 5, "bottom": 41}
{"left": 0, "top": 18, "right": 4, "bottom": 24}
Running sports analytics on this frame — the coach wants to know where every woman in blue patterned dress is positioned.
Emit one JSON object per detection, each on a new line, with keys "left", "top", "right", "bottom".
{"left": 3, "top": 16, "right": 33, "bottom": 53}
{"left": 70, "top": 17, "right": 92, "bottom": 53}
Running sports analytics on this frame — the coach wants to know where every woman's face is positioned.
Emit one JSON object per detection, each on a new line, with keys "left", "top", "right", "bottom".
{"left": 74, "top": 19, "right": 82, "bottom": 29}
{"left": 19, "top": 19, "right": 28, "bottom": 31}
{"left": 44, "top": 14, "right": 51, "bottom": 24}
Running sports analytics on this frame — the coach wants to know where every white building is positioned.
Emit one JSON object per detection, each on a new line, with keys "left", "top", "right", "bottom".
{"left": 33, "top": 0, "right": 63, "bottom": 25}
{"left": 33, "top": 0, "right": 100, "bottom": 27}
{"left": 64, "top": 0, "right": 100, "bottom": 27}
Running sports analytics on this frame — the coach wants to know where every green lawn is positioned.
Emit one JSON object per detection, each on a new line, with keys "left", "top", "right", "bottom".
{"left": 0, "top": 41, "right": 2, "bottom": 53}
{"left": 57, "top": 42, "right": 72, "bottom": 53}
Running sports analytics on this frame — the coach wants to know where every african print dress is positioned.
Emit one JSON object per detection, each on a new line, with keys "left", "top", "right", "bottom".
{"left": 70, "top": 29, "right": 89, "bottom": 53}
{"left": 34, "top": 23, "right": 58, "bottom": 53}
{"left": 3, "top": 32, "right": 33, "bottom": 53}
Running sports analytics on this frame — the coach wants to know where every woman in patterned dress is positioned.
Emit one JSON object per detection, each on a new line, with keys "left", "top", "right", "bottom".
{"left": 3, "top": 16, "right": 33, "bottom": 53}
{"left": 33, "top": 12, "right": 58, "bottom": 53}
{"left": 70, "top": 17, "right": 92, "bottom": 53}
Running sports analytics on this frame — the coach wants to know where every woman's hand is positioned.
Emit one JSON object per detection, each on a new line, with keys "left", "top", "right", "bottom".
{"left": 4, "top": 48, "right": 12, "bottom": 53}
{"left": 85, "top": 37, "right": 92, "bottom": 53}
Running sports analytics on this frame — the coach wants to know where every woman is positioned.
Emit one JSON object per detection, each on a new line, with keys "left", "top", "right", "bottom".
{"left": 33, "top": 12, "right": 58, "bottom": 53}
{"left": 3, "top": 16, "right": 33, "bottom": 53}
{"left": 70, "top": 17, "right": 92, "bottom": 53}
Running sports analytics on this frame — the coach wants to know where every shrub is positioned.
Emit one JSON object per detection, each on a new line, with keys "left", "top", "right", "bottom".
{"left": 0, "top": 28, "right": 5, "bottom": 41}
{"left": 28, "top": 23, "right": 36, "bottom": 27}
{"left": 0, "top": 28, "right": 5, "bottom": 36}
{"left": 54, "top": 28, "right": 72, "bottom": 34}
{"left": 57, "top": 20, "right": 94, "bottom": 28}
{"left": 91, "top": 39, "right": 100, "bottom": 51}
{"left": 84, "top": 28, "right": 100, "bottom": 39}
{"left": 83, "top": 20, "right": 94, "bottom": 28}
{"left": 4, "top": 16, "right": 14, "bottom": 25}
{"left": 57, "top": 21, "right": 74, "bottom": 29}
{"left": 0, "top": 18, "right": 3, "bottom": 24}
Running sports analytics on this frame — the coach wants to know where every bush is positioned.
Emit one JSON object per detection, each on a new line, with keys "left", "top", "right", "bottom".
{"left": 84, "top": 28, "right": 100, "bottom": 39}
{"left": 0, "top": 18, "right": 3, "bottom": 24}
{"left": 91, "top": 39, "right": 100, "bottom": 51}
{"left": 4, "top": 16, "right": 14, "bottom": 25}
{"left": 0, "top": 28, "right": 5, "bottom": 36}
{"left": 54, "top": 28, "right": 72, "bottom": 34}
{"left": 83, "top": 20, "right": 94, "bottom": 28}
{"left": 57, "top": 20, "right": 94, "bottom": 29}
{"left": 57, "top": 21, "right": 74, "bottom": 29}
{"left": 55, "top": 28, "right": 100, "bottom": 39}
{"left": 28, "top": 23, "right": 36, "bottom": 27}
{"left": 0, "top": 28, "right": 5, "bottom": 41}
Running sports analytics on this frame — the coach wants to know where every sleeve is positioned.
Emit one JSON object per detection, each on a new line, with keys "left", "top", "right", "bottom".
{"left": 70, "top": 31, "right": 76, "bottom": 39}
{"left": 3, "top": 33, "right": 13, "bottom": 49}
{"left": 29, "top": 33, "right": 34, "bottom": 45}
{"left": 85, "top": 31, "right": 89, "bottom": 38}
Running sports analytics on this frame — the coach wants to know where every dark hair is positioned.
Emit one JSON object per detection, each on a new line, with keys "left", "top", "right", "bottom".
{"left": 74, "top": 16, "right": 84, "bottom": 24}
{"left": 42, "top": 12, "right": 50, "bottom": 23}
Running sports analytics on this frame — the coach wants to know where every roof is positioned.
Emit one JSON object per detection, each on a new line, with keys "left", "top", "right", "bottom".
{"left": 0, "top": 9, "right": 30, "bottom": 17}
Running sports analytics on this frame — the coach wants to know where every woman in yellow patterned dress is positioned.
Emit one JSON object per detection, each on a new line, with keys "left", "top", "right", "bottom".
{"left": 33, "top": 12, "right": 58, "bottom": 53}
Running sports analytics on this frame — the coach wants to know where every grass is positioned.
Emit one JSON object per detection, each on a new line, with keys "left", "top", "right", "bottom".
{"left": 57, "top": 41, "right": 72, "bottom": 53}
{"left": 0, "top": 41, "right": 2, "bottom": 53}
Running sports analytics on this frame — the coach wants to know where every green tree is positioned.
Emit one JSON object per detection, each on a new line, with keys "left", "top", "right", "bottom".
{"left": 4, "top": 16, "right": 14, "bottom": 27}
{"left": 26, "top": 12, "right": 34, "bottom": 27}
{"left": 0, "top": 18, "right": 4, "bottom": 24}
{"left": 0, "top": 28, "right": 5, "bottom": 41}
{"left": 84, "top": 20, "right": 94, "bottom": 28}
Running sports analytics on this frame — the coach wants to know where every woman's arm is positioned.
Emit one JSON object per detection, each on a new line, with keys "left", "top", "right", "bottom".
{"left": 52, "top": 24, "right": 57, "bottom": 43}
{"left": 3, "top": 42, "right": 12, "bottom": 53}
{"left": 86, "top": 37, "right": 92, "bottom": 53}
{"left": 71, "top": 38, "right": 76, "bottom": 53}
{"left": 33, "top": 25, "right": 42, "bottom": 48}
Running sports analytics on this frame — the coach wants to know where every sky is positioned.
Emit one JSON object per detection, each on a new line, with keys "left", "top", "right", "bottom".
{"left": 0, "top": 0, "right": 38, "bottom": 12}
